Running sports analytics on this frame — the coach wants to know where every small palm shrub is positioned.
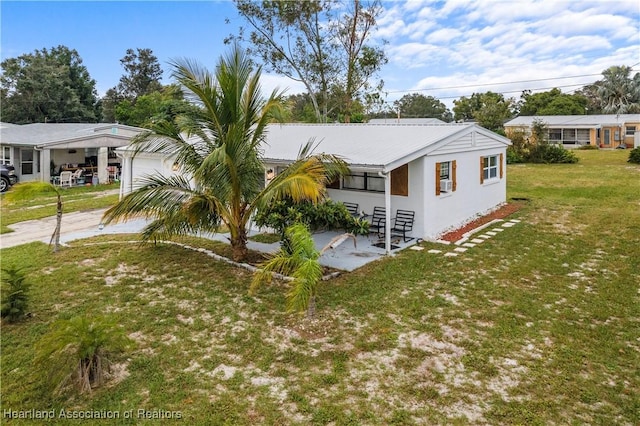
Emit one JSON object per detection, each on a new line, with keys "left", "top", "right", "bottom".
{"left": 1, "top": 267, "right": 30, "bottom": 323}
{"left": 251, "top": 223, "right": 323, "bottom": 317}
{"left": 628, "top": 147, "right": 640, "bottom": 164}
{"left": 36, "top": 316, "right": 133, "bottom": 394}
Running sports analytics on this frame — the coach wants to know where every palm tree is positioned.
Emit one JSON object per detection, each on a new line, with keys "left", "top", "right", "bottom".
{"left": 251, "top": 223, "right": 322, "bottom": 317}
{"left": 102, "top": 46, "right": 347, "bottom": 262}
{"left": 251, "top": 223, "right": 356, "bottom": 317}
{"left": 5, "top": 182, "right": 64, "bottom": 252}
{"left": 596, "top": 65, "right": 640, "bottom": 114}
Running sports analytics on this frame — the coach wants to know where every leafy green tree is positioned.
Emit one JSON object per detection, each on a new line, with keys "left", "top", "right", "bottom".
{"left": 231, "top": 0, "right": 387, "bottom": 123}
{"left": 102, "top": 46, "right": 347, "bottom": 262}
{"left": 0, "top": 45, "right": 99, "bottom": 124}
{"left": 114, "top": 84, "right": 199, "bottom": 127}
{"left": 117, "top": 48, "right": 163, "bottom": 99}
{"left": 453, "top": 91, "right": 514, "bottom": 133}
{"left": 519, "top": 88, "right": 588, "bottom": 115}
{"left": 5, "top": 182, "right": 65, "bottom": 252}
{"left": 392, "top": 93, "right": 452, "bottom": 122}
{"left": 101, "top": 48, "right": 163, "bottom": 122}
{"left": 36, "top": 316, "right": 132, "bottom": 394}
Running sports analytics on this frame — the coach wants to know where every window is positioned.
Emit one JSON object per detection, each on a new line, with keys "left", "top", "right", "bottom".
{"left": 342, "top": 172, "right": 384, "bottom": 193}
{"left": 21, "top": 148, "right": 34, "bottom": 175}
{"left": 626, "top": 126, "right": 637, "bottom": 136}
{"left": 1, "top": 146, "right": 11, "bottom": 165}
{"left": 548, "top": 129, "right": 562, "bottom": 142}
{"left": 440, "top": 162, "right": 450, "bottom": 180}
{"left": 483, "top": 156, "right": 498, "bottom": 180}
{"left": 480, "top": 154, "right": 503, "bottom": 184}
{"left": 435, "top": 160, "right": 456, "bottom": 195}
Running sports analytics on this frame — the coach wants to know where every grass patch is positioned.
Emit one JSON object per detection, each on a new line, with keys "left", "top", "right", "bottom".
{"left": 1, "top": 150, "right": 639, "bottom": 424}
{"left": 249, "top": 232, "right": 281, "bottom": 244}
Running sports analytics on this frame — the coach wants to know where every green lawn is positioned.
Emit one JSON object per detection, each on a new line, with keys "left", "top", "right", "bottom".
{"left": 1, "top": 150, "right": 639, "bottom": 425}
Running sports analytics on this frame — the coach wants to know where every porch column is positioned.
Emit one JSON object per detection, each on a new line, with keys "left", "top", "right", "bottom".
{"left": 97, "top": 147, "right": 109, "bottom": 184}
{"left": 41, "top": 148, "right": 51, "bottom": 183}
{"left": 380, "top": 170, "right": 392, "bottom": 254}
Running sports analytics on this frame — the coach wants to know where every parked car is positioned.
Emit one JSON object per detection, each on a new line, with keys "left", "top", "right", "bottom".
{"left": 1, "top": 164, "right": 18, "bottom": 192}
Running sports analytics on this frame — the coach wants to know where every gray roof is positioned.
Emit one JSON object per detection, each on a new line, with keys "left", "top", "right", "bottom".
{"left": 0, "top": 123, "right": 145, "bottom": 147}
{"left": 262, "top": 123, "right": 509, "bottom": 171}
{"left": 505, "top": 114, "right": 640, "bottom": 128}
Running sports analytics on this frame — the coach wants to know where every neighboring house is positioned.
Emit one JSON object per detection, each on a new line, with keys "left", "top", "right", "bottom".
{"left": 368, "top": 118, "right": 446, "bottom": 125}
{"left": 117, "top": 123, "right": 511, "bottom": 253}
{"left": 0, "top": 123, "right": 146, "bottom": 185}
{"left": 504, "top": 114, "right": 640, "bottom": 149}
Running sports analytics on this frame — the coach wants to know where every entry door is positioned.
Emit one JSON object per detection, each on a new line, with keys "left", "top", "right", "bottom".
{"left": 603, "top": 129, "right": 611, "bottom": 146}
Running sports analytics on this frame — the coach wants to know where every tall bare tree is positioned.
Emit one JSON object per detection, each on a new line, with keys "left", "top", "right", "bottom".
{"left": 230, "top": 0, "right": 386, "bottom": 123}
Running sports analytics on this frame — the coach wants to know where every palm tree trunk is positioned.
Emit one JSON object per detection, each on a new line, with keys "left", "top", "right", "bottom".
{"left": 307, "top": 295, "right": 316, "bottom": 318}
{"left": 230, "top": 227, "right": 248, "bottom": 262}
{"left": 51, "top": 195, "right": 62, "bottom": 253}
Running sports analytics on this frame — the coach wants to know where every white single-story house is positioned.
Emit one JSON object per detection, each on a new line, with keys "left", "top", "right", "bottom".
{"left": 117, "top": 123, "right": 511, "bottom": 253}
{"left": 504, "top": 114, "right": 640, "bottom": 148}
{"left": 0, "top": 123, "right": 146, "bottom": 185}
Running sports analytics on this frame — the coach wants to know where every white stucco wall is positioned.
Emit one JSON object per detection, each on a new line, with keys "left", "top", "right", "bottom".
{"left": 422, "top": 146, "right": 507, "bottom": 240}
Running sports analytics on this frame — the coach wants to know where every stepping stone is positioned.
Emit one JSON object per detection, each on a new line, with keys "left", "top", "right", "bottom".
{"left": 509, "top": 219, "right": 521, "bottom": 223}
{"left": 502, "top": 222, "right": 516, "bottom": 228}
{"left": 410, "top": 246, "right": 424, "bottom": 251}
{"left": 492, "top": 228, "right": 505, "bottom": 232}
{"left": 470, "top": 238, "right": 484, "bottom": 244}
{"left": 462, "top": 243, "right": 476, "bottom": 248}
{"left": 453, "top": 247, "right": 468, "bottom": 253}
{"left": 478, "top": 234, "right": 492, "bottom": 239}
{"left": 427, "top": 249, "right": 442, "bottom": 254}
{"left": 444, "top": 252, "right": 458, "bottom": 257}
{"left": 486, "top": 231, "right": 497, "bottom": 236}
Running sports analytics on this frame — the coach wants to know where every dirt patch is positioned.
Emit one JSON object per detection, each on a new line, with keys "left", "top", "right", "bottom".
{"left": 439, "top": 202, "right": 525, "bottom": 242}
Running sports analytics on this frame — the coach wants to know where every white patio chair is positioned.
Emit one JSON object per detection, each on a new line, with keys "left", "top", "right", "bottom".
{"left": 59, "top": 171, "right": 73, "bottom": 187}
{"left": 70, "top": 169, "right": 84, "bottom": 185}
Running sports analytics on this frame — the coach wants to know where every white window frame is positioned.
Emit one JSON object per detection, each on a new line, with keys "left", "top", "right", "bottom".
{"left": 439, "top": 161, "right": 450, "bottom": 180}
{"left": 1, "top": 146, "right": 11, "bottom": 165}
{"left": 483, "top": 155, "right": 499, "bottom": 181}
{"left": 21, "top": 148, "right": 35, "bottom": 175}
{"left": 626, "top": 126, "right": 637, "bottom": 136}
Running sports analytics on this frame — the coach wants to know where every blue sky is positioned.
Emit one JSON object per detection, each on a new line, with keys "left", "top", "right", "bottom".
{"left": 2, "top": 0, "right": 639, "bottom": 110}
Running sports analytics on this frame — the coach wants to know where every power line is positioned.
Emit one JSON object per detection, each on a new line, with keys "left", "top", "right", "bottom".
{"left": 386, "top": 72, "right": 606, "bottom": 95}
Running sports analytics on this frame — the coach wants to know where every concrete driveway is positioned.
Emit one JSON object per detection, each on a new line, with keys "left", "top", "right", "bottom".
{"left": 0, "top": 208, "right": 149, "bottom": 249}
